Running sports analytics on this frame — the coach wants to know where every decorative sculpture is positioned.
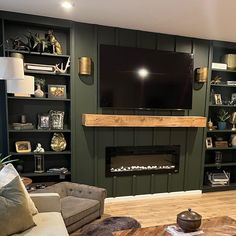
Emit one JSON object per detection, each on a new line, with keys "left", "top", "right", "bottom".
{"left": 45, "top": 30, "right": 63, "bottom": 55}
{"left": 34, "top": 143, "right": 45, "bottom": 153}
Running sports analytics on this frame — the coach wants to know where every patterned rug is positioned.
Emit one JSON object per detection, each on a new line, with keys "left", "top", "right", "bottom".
{"left": 77, "top": 216, "right": 141, "bottom": 236}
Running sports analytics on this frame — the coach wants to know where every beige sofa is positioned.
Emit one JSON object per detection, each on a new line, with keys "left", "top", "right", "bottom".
{"left": 13, "top": 193, "right": 69, "bottom": 236}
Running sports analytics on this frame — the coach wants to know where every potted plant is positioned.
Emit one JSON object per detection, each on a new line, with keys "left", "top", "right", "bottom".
{"left": 0, "top": 153, "right": 18, "bottom": 170}
{"left": 26, "top": 32, "right": 49, "bottom": 53}
{"left": 217, "top": 109, "right": 230, "bottom": 130}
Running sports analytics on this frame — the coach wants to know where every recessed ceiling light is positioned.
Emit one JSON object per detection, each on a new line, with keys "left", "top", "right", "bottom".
{"left": 61, "top": 1, "right": 73, "bottom": 9}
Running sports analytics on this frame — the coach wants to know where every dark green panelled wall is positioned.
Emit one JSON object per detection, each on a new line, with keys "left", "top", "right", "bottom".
{"left": 75, "top": 24, "right": 210, "bottom": 197}
{"left": 0, "top": 12, "right": 210, "bottom": 197}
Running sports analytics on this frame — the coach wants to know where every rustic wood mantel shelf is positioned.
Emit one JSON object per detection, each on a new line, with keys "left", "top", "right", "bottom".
{"left": 82, "top": 114, "right": 207, "bottom": 128}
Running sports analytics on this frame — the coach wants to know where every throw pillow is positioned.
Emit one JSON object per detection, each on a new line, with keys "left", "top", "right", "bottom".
{"left": 0, "top": 176, "right": 36, "bottom": 236}
{"left": 0, "top": 163, "right": 38, "bottom": 215}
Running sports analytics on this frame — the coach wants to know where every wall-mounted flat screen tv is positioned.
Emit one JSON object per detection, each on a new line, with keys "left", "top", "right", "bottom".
{"left": 99, "top": 44, "right": 193, "bottom": 110}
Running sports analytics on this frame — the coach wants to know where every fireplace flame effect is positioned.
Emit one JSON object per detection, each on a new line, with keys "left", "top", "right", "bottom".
{"left": 111, "top": 165, "right": 175, "bottom": 172}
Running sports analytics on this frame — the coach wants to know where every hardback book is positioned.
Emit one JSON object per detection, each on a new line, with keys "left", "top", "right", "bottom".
{"left": 166, "top": 225, "right": 203, "bottom": 236}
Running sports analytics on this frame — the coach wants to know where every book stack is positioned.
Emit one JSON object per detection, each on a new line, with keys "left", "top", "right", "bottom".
{"left": 166, "top": 225, "right": 203, "bottom": 236}
{"left": 207, "top": 171, "right": 230, "bottom": 187}
{"left": 12, "top": 122, "right": 34, "bottom": 130}
{"left": 47, "top": 167, "right": 68, "bottom": 174}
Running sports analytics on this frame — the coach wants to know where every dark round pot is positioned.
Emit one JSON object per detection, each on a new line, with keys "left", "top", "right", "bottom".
{"left": 177, "top": 208, "right": 202, "bottom": 232}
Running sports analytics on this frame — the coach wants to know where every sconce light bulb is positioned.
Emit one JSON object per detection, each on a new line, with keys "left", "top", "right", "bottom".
{"left": 137, "top": 68, "right": 149, "bottom": 78}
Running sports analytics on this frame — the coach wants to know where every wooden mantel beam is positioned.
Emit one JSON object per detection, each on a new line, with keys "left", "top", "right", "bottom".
{"left": 82, "top": 114, "right": 207, "bottom": 128}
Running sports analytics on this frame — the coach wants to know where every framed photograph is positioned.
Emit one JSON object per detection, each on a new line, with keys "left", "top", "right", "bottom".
{"left": 206, "top": 137, "right": 213, "bottom": 149}
{"left": 38, "top": 114, "right": 50, "bottom": 130}
{"left": 48, "top": 85, "right": 67, "bottom": 99}
{"left": 214, "top": 94, "right": 222, "bottom": 105}
{"left": 15, "top": 141, "right": 31, "bottom": 153}
{"left": 49, "top": 110, "right": 64, "bottom": 130}
{"left": 232, "top": 93, "right": 236, "bottom": 102}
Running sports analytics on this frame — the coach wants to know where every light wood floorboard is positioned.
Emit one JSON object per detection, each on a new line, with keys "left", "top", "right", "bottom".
{"left": 104, "top": 191, "right": 236, "bottom": 228}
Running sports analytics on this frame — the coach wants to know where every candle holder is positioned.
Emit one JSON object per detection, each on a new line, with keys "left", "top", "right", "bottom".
{"left": 34, "top": 154, "right": 45, "bottom": 173}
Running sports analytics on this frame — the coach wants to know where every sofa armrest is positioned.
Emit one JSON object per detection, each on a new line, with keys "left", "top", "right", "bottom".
{"left": 65, "top": 182, "right": 107, "bottom": 215}
{"left": 30, "top": 193, "right": 61, "bottom": 213}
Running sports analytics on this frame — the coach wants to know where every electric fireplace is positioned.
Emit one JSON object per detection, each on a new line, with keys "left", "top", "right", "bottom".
{"left": 105, "top": 145, "right": 180, "bottom": 177}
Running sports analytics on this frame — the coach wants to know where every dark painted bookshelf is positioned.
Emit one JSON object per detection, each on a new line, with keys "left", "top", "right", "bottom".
{"left": 4, "top": 18, "right": 72, "bottom": 183}
{"left": 203, "top": 41, "right": 236, "bottom": 192}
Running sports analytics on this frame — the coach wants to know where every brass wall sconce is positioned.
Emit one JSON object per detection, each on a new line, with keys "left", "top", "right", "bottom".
{"left": 78, "top": 57, "right": 92, "bottom": 75}
{"left": 195, "top": 67, "right": 208, "bottom": 83}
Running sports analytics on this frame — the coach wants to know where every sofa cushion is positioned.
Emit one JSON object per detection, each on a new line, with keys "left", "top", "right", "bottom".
{"left": 0, "top": 164, "right": 38, "bottom": 215}
{"left": 61, "top": 196, "right": 100, "bottom": 226}
{"left": 12, "top": 212, "right": 69, "bottom": 236}
{"left": 0, "top": 176, "right": 36, "bottom": 236}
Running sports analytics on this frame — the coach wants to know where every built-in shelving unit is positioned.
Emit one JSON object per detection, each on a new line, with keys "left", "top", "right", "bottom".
{"left": 82, "top": 114, "right": 207, "bottom": 128}
{"left": 4, "top": 19, "right": 72, "bottom": 183}
{"left": 203, "top": 42, "right": 236, "bottom": 192}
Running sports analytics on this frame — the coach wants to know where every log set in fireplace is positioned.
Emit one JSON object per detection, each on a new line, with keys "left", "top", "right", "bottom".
{"left": 105, "top": 145, "right": 180, "bottom": 177}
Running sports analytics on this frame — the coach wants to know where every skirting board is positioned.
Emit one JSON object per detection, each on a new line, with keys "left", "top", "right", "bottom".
{"left": 105, "top": 190, "right": 202, "bottom": 203}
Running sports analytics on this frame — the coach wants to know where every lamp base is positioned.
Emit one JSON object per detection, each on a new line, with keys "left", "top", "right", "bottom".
{"left": 14, "top": 93, "right": 31, "bottom": 97}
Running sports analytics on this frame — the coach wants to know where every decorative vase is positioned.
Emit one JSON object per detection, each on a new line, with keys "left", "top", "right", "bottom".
{"left": 34, "top": 84, "right": 44, "bottom": 98}
{"left": 218, "top": 121, "right": 226, "bottom": 130}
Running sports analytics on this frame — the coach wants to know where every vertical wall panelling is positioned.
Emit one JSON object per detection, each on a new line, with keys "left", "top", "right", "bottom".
{"left": 97, "top": 26, "right": 116, "bottom": 195}
{"left": 185, "top": 39, "right": 210, "bottom": 190}
{"left": 75, "top": 23, "right": 97, "bottom": 184}
{"left": 133, "top": 31, "right": 156, "bottom": 195}
{"left": 154, "top": 34, "right": 176, "bottom": 193}
{"left": 70, "top": 22, "right": 77, "bottom": 182}
{"left": 167, "top": 37, "right": 193, "bottom": 192}
{"left": 114, "top": 28, "right": 137, "bottom": 196}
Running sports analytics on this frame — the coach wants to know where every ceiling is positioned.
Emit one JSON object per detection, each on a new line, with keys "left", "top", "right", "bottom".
{"left": 0, "top": 0, "right": 235, "bottom": 42}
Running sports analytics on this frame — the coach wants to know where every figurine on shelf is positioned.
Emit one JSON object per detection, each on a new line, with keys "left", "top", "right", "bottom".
{"left": 207, "top": 119, "right": 213, "bottom": 131}
{"left": 34, "top": 143, "right": 45, "bottom": 153}
{"left": 45, "top": 30, "right": 62, "bottom": 55}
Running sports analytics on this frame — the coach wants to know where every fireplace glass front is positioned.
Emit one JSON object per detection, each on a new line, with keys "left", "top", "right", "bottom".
{"left": 106, "top": 145, "right": 180, "bottom": 176}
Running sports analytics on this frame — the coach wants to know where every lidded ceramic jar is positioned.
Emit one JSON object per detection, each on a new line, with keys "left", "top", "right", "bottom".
{"left": 177, "top": 208, "right": 202, "bottom": 232}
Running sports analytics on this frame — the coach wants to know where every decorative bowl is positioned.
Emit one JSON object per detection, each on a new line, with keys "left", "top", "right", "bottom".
{"left": 177, "top": 208, "right": 202, "bottom": 232}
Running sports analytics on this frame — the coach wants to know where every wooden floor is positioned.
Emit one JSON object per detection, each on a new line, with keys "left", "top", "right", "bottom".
{"left": 104, "top": 190, "right": 236, "bottom": 228}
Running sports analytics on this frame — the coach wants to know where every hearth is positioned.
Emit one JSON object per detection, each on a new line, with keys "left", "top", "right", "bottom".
{"left": 106, "top": 145, "right": 180, "bottom": 176}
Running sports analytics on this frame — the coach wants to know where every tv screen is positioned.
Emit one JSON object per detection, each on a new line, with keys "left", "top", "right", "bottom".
{"left": 99, "top": 44, "right": 193, "bottom": 110}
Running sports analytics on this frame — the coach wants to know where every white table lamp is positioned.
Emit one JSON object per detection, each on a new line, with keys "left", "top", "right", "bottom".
{"left": 0, "top": 57, "right": 24, "bottom": 80}
{"left": 7, "top": 75, "right": 35, "bottom": 97}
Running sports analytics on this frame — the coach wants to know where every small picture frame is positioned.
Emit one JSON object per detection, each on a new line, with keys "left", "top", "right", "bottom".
{"left": 48, "top": 85, "right": 67, "bottom": 99}
{"left": 206, "top": 137, "right": 213, "bottom": 149}
{"left": 214, "top": 94, "right": 222, "bottom": 105}
{"left": 232, "top": 93, "right": 236, "bottom": 102}
{"left": 49, "top": 110, "right": 64, "bottom": 130}
{"left": 15, "top": 141, "right": 31, "bottom": 153}
{"left": 38, "top": 114, "right": 50, "bottom": 130}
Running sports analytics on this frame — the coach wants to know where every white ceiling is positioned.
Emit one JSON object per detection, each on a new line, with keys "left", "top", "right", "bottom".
{"left": 0, "top": 0, "right": 235, "bottom": 42}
